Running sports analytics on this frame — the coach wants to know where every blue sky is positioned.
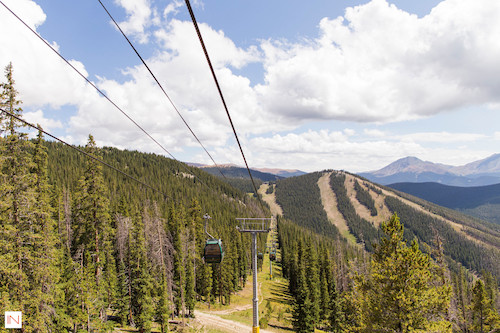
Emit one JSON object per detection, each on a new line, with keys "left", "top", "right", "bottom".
{"left": 1, "top": 0, "right": 499, "bottom": 172}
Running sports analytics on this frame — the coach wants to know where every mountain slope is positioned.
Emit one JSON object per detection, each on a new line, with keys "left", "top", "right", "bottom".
{"left": 388, "top": 182, "right": 500, "bottom": 210}
{"left": 388, "top": 182, "right": 500, "bottom": 225}
{"left": 273, "top": 170, "right": 500, "bottom": 279}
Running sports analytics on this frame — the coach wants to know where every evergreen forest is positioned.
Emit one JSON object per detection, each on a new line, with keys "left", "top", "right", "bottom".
{"left": 1, "top": 63, "right": 499, "bottom": 332}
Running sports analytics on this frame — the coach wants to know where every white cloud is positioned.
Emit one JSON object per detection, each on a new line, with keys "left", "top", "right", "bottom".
{"left": 245, "top": 129, "right": 425, "bottom": 172}
{"left": 2, "top": 0, "right": 499, "bottom": 173}
{"left": 212, "top": 129, "right": 491, "bottom": 172}
{"left": 0, "top": 0, "right": 46, "bottom": 29}
{"left": 364, "top": 129, "right": 386, "bottom": 137}
{"left": 255, "top": 0, "right": 500, "bottom": 124}
{"left": 23, "top": 109, "right": 63, "bottom": 131}
{"left": 399, "top": 131, "right": 487, "bottom": 143}
{"left": 163, "top": 0, "right": 183, "bottom": 18}
{"left": 0, "top": 1, "right": 100, "bottom": 110}
{"left": 113, "top": 0, "right": 155, "bottom": 44}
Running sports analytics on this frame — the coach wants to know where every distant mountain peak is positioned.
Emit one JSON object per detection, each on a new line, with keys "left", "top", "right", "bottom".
{"left": 360, "top": 153, "right": 500, "bottom": 187}
{"left": 372, "top": 156, "right": 451, "bottom": 177}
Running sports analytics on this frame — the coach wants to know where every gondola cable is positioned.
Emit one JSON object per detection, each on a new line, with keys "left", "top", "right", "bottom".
{"left": 96, "top": 0, "right": 227, "bottom": 180}
{"left": 0, "top": 106, "right": 170, "bottom": 199}
{"left": 0, "top": 0, "right": 215, "bottom": 193}
{"left": 183, "top": 0, "right": 266, "bottom": 212}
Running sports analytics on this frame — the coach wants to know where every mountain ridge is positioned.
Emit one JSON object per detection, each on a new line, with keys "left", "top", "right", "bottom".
{"left": 360, "top": 154, "right": 500, "bottom": 186}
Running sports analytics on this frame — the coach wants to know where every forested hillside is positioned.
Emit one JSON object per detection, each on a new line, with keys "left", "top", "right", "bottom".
{"left": 274, "top": 171, "right": 339, "bottom": 238}
{"left": 389, "top": 181, "right": 500, "bottom": 225}
{"left": 274, "top": 170, "right": 500, "bottom": 331}
{"left": 0, "top": 63, "right": 270, "bottom": 331}
{"left": 275, "top": 171, "right": 500, "bottom": 276}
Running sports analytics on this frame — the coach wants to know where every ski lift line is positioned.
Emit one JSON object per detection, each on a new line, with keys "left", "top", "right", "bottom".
{"left": 0, "top": 0, "right": 213, "bottom": 192}
{"left": 0, "top": 107, "right": 170, "bottom": 199}
{"left": 96, "top": 0, "right": 227, "bottom": 180}
{"left": 183, "top": 0, "right": 265, "bottom": 210}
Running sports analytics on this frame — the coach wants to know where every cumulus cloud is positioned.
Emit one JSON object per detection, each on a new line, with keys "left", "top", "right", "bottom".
{"left": 364, "top": 129, "right": 386, "bottom": 137}
{"left": 399, "top": 131, "right": 487, "bottom": 143}
{"left": 233, "top": 129, "right": 491, "bottom": 172}
{"left": 113, "top": 0, "right": 156, "bottom": 44}
{"left": 64, "top": 18, "right": 264, "bottom": 153}
{"left": 256, "top": 0, "right": 500, "bottom": 124}
{"left": 0, "top": 0, "right": 99, "bottom": 111}
{"left": 24, "top": 109, "right": 63, "bottom": 130}
{"left": 2, "top": 0, "right": 499, "bottom": 172}
{"left": 245, "top": 129, "right": 424, "bottom": 172}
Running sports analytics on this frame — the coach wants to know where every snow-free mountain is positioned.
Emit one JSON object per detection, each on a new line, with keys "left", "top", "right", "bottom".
{"left": 359, "top": 154, "right": 500, "bottom": 186}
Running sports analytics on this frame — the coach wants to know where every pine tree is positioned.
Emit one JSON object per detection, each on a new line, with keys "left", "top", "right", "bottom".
{"left": 470, "top": 279, "right": 499, "bottom": 333}
{"left": 71, "top": 135, "right": 117, "bottom": 326}
{"left": 0, "top": 63, "right": 62, "bottom": 331}
{"left": 24, "top": 128, "right": 60, "bottom": 331}
{"left": 354, "top": 213, "right": 452, "bottom": 332}
{"left": 292, "top": 240, "right": 315, "bottom": 332}
{"left": 156, "top": 274, "right": 170, "bottom": 333}
{"left": 305, "top": 244, "right": 320, "bottom": 326}
{"left": 319, "top": 247, "right": 331, "bottom": 324}
{"left": 130, "top": 209, "right": 153, "bottom": 332}
{"left": 168, "top": 204, "right": 186, "bottom": 317}
{"left": 0, "top": 63, "right": 32, "bottom": 318}
{"left": 184, "top": 200, "right": 198, "bottom": 316}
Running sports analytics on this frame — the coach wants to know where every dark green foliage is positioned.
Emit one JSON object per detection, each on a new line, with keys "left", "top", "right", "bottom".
{"left": 0, "top": 64, "right": 60, "bottom": 331}
{"left": 389, "top": 181, "right": 500, "bottom": 210}
{"left": 265, "top": 183, "right": 274, "bottom": 194}
{"left": 1, "top": 118, "right": 265, "bottom": 332}
{"left": 278, "top": 216, "right": 362, "bottom": 332}
{"left": 352, "top": 214, "right": 452, "bottom": 332}
{"left": 329, "top": 172, "right": 380, "bottom": 251}
{"left": 470, "top": 277, "right": 500, "bottom": 332}
{"left": 353, "top": 180, "right": 377, "bottom": 216}
{"left": 220, "top": 177, "right": 263, "bottom": 194}
{"left": 384, "top": 196, "right": 500, "bottom": 279}
{"left": 275, "top": 172, "right": 339, "bottom": 238}
{"left": 386, "top": 185, "right": 500, "bottom": 236}
{"left": 202, "top": 165, "right": 281, "bottom": 182}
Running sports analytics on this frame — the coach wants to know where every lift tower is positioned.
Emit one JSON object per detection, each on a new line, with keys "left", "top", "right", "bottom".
{"left": 236, "top": 218, "right": 271, "bottom": 333}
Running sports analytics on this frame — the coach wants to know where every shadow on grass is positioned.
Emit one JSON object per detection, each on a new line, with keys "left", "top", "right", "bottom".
{"left": 268, "top": 284, "right": 294, "bottom": 305}
{"left": 268, "top": 323, "right": 295, "bottom": 331}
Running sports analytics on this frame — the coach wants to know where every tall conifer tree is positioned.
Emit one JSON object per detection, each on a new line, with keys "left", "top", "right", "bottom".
{"left": 0, "top": 63, "right": 60, "bottom": 331}
{"left": 71, "top": 135, "right": 116, "bottom": 326}
{"left": 354, "top": 213, "right": 452, "bottom": 332}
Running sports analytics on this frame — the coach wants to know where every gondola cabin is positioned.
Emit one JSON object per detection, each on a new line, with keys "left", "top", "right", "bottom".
{"left": 269, "top": 251, "right": 276, "bottom": 261}
{"left": 204, "top": 239, "right": 224, "bottom": 264}
{"left": 258, "top": 252, "right": 263, "bottom": 260}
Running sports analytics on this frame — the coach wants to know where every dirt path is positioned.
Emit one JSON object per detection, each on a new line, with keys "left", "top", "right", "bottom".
{"left": 317, "top": 172, "right": 356, "bottom": 242}
{"left": 193, "top": 310, "right": 273, "bottom": 333}
{"left": 259, "top": 183, "right": 283, "bottom": 216}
